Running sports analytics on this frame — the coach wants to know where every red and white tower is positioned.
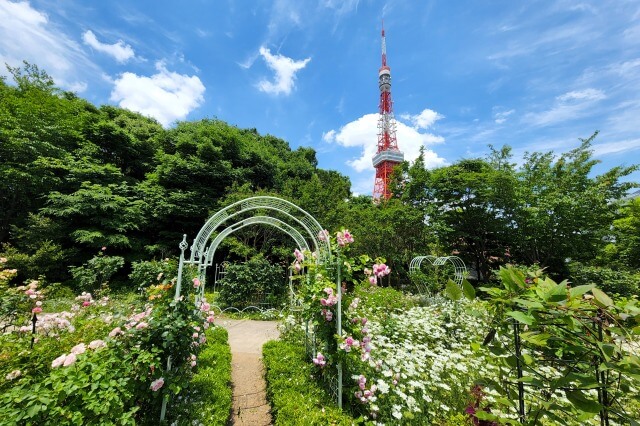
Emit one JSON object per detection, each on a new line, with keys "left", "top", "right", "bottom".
{"left": 372, "top": 24, "right": 404, "bottom": 201}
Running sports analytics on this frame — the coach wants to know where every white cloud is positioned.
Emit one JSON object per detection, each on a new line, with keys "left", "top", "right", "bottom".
{"left": 493, "top": 108, "right": 515, "bottom": 124}
{"left": 323, "top": 113, "right": 446, "bottom": 173}
{"left": 256, "top": 47, "right": 310, "bottom": 95}
{"left": 592, "top": 139, "right": 640, "bottom": 157}
{"left": 524, "top": 88, "right": 606, "bottom": 126}
{"left": 400, "top": 108, "right": 444, "bottom": 130}
{"left": 82, "top": 30, "right": 135, "bottom": 63}
{"left": 556, "top": 88, "right": 605, "bottom": 102}
{"left": 0, "top": 0, "right": 90, "bottom": 91}
{"left": 110, "top": 61, "right": 205, "bottom": 127}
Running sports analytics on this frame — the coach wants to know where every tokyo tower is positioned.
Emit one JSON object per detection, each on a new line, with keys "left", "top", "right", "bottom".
{"left": 372, "top": 24, "right": 404, "bottom": 201}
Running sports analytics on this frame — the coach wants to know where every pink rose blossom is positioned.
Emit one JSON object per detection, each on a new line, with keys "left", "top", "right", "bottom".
{"left": 349, "top": 298, "right": 360, "bottom": 310}
{"left": 71, "top": 343, "right": 86, "bottom": 355}
{"left": 52, "top": 354, "right": 67, "bottom": 368}
{"left": 313, "top": 352, "right": 326, "bottom": 367}
{"left": 109, "top": 327, "right": 123, "bottom": 337}
{"left": 206, "top": 315, "right": 215, "bottom": 323}
{"left": 82, "top": 301, "right": 91, "bottom": 307}
{"left": 368, "top": 276, "right": 377, "bottom": 285}
{"left": 136, "top": 322, "right": 148, "bottom": 330}
{"left": 318, "top": 229, "right": 330, "bottom": 242}
{"left": 150, "top": 377, "right": 164, "bottom": 391}
{"left": 192, "top": 277, "right": 201, "bottom": 288}
{"left": 63, "top": 353, "right": 77, "bottom": 367}
{"left": 31, "top": 307, "right": 42, "bottom": 314}
{"left": 88, "top": 340, "right": 106, "bottom": 350}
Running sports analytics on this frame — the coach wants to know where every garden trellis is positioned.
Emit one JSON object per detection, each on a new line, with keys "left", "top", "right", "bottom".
{"left": 170, "top": 196, "right": 344, "bottom": 409}
{"left": 409, "top": 255, "right": 468, "bottom": 296}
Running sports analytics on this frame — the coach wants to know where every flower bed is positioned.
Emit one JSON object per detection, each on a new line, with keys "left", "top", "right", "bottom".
{"left": 167, "top": 326, "right": 233, "bottom": 425}
{"left": 263, "top": 339, "right": 356, "bottom": 425}
{"left": 0, "top": 260, "right": 221, "bottom": 424}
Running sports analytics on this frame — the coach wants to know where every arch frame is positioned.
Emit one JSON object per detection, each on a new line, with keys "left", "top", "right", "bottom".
{"left": 409, "top": 255, "right": 468, "bottom": 297}
{"left": 170, "top": 196, "right": 343, "bottom": 408}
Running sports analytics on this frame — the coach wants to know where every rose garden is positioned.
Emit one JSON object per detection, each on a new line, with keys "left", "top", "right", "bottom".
{"left": 1, "top": 66, "right": 640, "bottom": 425}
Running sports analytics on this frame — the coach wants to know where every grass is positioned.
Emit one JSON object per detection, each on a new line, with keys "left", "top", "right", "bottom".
{"left": 263, "top": 340, "right": 357, "bottom": 425}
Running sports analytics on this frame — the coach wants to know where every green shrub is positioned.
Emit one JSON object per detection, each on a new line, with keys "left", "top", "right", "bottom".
{"left": 69, "top": 251, "right": 124, "bottom": 293}
{"left": 568, "top": 262, "right": 639, "bottom": 297}
{"left": 352, "top": 282, "right": 415, "bottom": 315}
{"left": 217, "top": 256, "right": 287, "bottom": 309}
{"left": 169, "top": 326, "right": 232, "bottom": 425}
{"left": 44, "top": 282, "right": 76, "bottom": 300}
{"left": 263, "top": 340, "right": 357, "bottom": 425}
{"left": 128, "top": 258, "right": 177, "bottom": 290}
{"left": 409, "top": 262, "right": 458, "bottom": 296}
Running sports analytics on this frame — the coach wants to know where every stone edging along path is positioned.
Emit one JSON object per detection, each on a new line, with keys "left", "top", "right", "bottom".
{"left": 217, "top": 318, "right": 280, "bottom": 426}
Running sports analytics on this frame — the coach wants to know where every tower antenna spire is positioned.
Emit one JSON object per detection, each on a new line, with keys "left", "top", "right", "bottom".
{"left": 372, "top": 24, "right": 404, "bottom": 201}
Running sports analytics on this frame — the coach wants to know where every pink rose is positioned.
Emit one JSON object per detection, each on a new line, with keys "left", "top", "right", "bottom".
{"left": 51, "top": 354, "right": 67, "bottom": 368}
{"left": 63, "top": 353, "right": 77, "bottom": 367}
{"left": 70, "top": 343, "right": 86, "bottom": 355}
{"left": 150, "top": 377, "right": 164, "bottom": 391}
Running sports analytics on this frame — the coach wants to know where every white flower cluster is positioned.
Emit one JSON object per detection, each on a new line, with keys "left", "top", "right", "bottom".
{"left": 354, "top": 300, "right": 499, "bottom": 423}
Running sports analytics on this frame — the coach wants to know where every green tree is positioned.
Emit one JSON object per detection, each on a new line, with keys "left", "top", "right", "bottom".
{"left": 600, "top": 197, "right": 640, "bottom": 270}
{"left": 421, "top": 158, "right": 516, "bottom": 282}
{"left": 511, "top": 133, "right": 637, "bottom": 275}
{"left": 41, "top": 182, "right": 146, "bottom": 252}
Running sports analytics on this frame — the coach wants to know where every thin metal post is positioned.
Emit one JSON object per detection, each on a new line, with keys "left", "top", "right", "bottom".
{"left": 175, "top": 235, "right": 188, "bottom": 301}
{"left": 160, "top": 356, "right": 172, "bottom": 422}
{"left": 513, "top": 318, "right": 526, "bottom": 423}
{"left": 30, "top": 313, "right": 37, "bottom": 349}
{"left": 596, "top": 309, "right": 609, "bottom": 426}
{"left": 336, "top": 252, "right": 342, "bottom": 409}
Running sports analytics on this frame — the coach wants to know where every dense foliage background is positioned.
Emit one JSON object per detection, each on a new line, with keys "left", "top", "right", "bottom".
{"left": 1, "top": 62, "right": 638, "bottom": 294}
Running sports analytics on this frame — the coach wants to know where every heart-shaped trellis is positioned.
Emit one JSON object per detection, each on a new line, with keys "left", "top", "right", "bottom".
{"left": 409, "top": 255, "right": 468, "bottom": 297}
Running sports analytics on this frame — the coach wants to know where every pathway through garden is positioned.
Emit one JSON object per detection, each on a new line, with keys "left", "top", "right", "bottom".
{"left": 218, "top": 318, "right": 280, "bottom": 426}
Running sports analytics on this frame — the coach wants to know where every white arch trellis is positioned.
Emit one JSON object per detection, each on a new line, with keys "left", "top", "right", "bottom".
{"left": 167, "top": 196, "right": 344, "bottom": 413}
{"left": 409, "top": 255, "right": 468, "bottom": 296}
{"left": 200, "top": 216, "right": 310, "bottom": 303}
{"left": 174, "top": 196, "right": 333, "bottom": 299}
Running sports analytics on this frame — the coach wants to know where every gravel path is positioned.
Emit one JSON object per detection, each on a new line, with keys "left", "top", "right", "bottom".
{"left": 217, "top": 318, "right": 280, "bottom": 426}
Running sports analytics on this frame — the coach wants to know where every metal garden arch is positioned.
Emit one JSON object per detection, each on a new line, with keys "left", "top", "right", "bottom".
{"left": 409, "top": 255, "right": 468, "bottom": 296}
{"left": 170, "top": 196, "right": 344, "bottom": 407}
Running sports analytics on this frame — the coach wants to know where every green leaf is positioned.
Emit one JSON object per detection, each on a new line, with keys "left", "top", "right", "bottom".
{"left": 565, "top": 389, "right": 601, "bottom": 413}
{"left": 445, "top": 279, "right": 462, "bottom": 301}
{"left": 547, "top": 281, "right": 568, "bottom": 302}
{"left": 506, "top": 311, "right": 535, "bottom": 325}
{"left": 462, "top": 279, "right": 476, "bottom": 300}
{"left": 592, "top": 288, "right": 613, "bottom": 307}
{"left": 513, "top": 298, "right": 544, "bottom": 310}
{"left": 474, "top": 411, "right": 498, "bottom": 421}
{"left": 569, "top": 284, "right": 595, "bottom": 299}
{"left": 520, "top": 331, "right": 551, "bottom": 346}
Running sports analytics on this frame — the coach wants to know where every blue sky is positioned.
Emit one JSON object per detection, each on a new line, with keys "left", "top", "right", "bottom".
{"left": 1, "top": 0, "right": 639, "bottom": 195}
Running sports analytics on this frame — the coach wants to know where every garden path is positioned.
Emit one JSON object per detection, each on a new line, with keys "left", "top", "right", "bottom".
{"left": 217, "top": 318, "right": 280, "bottom": 426}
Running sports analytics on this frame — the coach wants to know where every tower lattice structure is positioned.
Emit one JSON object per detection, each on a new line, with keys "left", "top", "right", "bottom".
{"left": 372, "top": 25, "right": 404, "bottom": 201}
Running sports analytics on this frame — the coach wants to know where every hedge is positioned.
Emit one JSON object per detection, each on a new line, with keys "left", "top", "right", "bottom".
{"left": 263, "top": 340, "right": 357, "bottom": 425}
